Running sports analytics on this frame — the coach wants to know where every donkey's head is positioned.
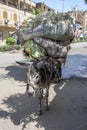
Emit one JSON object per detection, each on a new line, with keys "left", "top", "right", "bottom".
{"left": 27, "top": 63, "right": 41, "bottom": 96}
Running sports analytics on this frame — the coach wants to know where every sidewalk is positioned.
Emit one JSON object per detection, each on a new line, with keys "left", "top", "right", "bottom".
{"left": 70, "top": 42, "right": 87, "bottom": 48}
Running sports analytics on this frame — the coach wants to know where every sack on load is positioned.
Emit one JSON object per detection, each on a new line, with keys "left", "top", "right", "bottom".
{"left": 19, "top": 11, "right": 75, "bottom": 44}
{"left": 23, "top": 40, "right": 47, "bottom": 59}
{"left": 33, "top": 37, "right": 69, "bottom": 58}
{"left": 23, "top": 37, "right": 69, "bottom": 60}
{"left": 33, "top": 12, "right": 75, "bottom": 42}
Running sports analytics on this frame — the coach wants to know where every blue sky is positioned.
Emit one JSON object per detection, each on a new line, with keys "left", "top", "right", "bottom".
{"left": 34, "top": 0, "right": 87, "bottom": 12}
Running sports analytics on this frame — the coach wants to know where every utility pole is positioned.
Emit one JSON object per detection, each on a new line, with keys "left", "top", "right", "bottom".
{"left": 30, "top": 0, "right": 32, "bottom": 9}
{"left": 62, "top": 0, "right": 64, "bottom": 12}
{"left": 24, "top": 0, "right": 26, "bottom": 15}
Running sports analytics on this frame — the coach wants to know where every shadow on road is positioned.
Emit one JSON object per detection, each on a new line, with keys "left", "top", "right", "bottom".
{"left": 0, "top": 92, "right": 38, "bottom": 129}
{"left": 5, "top": 65, "right": 27, "bottom": 83}
{"left": 0, "top": 78, "right": 87, "bottom": 130}
{"left": 1, "top": 54, "right": 87, "bottom": 130}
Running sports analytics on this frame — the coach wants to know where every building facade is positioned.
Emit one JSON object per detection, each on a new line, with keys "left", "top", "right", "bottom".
{"left": 83, "top": 11, "right": 87, "bottom": 27}
{"left": 68, "top": 6, "right": 87, "bottom": 29}
{"left": 36, "top": 2, "right": 54, "bottom": 12}
{"left": 0, "top": 0, "right": 36, "bottom": 41}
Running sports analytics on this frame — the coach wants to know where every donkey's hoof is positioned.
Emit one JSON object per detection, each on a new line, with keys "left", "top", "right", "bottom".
{"left": 58, "top": 79, "right": 61, "bottom": 83}
{"left": 39, "top": 110, "right": 43, "bottom": 116}
{"left": 46, "top": 106, "right": 49, "bottom": 111}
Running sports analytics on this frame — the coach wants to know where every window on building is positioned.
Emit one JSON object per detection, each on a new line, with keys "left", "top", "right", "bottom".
{"left": 2, "top": 0, "right": 6, "bottom": 3}
{"left": 14, "top": 14, "right": 17, "bottom": 22}
{"left": 3, "top": 11, "right": 8, "bottom": 20}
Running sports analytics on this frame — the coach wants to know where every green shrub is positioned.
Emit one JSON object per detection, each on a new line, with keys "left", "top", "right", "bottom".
{"left": 72, "top": 38, "right": 87, "bottom": 43}
{"left": 0, "top": 45, "right": 22, "bottom": 52}
{"left": 6, "top": 36, "right": 15, "bottom": 45}
{"left": 14, "top": 45, "right": 22, "bottom": 50}
{"left": 0, "top": 45, "right": 13, "bottom": 51}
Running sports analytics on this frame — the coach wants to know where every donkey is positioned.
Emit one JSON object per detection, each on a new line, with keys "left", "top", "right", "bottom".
{"left": 26, "top": 58, "right": 61, "bottom": 115}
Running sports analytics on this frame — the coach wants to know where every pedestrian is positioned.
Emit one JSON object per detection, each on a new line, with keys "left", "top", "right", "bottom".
{"left": 13, "top": 34, "right": 20, "bottom": 45}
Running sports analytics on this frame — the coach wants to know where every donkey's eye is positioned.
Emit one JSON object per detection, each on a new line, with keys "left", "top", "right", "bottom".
{"left": 36, "top": 75, "right": 39, "bottom": 79}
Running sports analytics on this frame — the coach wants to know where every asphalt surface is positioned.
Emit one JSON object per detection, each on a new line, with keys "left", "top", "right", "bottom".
{"left": 0, "top": 46, "right": 87, "bottom": 130}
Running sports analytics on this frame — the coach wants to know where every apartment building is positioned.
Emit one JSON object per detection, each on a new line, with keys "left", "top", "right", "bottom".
{"left": 68, "top": 5, "right": 87, "bottom": 30}
{"left": 36, "top": 2, "right": 54, "bottom": 12}
{"left": 83, "top": 11, "right": 87, "bottom": 27}
{"left": 0, "top": 0, "right": 36, "bottom": 41}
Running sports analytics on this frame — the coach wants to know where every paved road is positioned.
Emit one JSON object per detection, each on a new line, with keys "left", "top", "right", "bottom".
{"left": 0, "top": 51, "right": 28, "bottom": 130}
{"left": 0, "top": 47, "right": 87, "bottom": 130}
{"left": 0, "top": 51, "right": 24, "bottom": 65}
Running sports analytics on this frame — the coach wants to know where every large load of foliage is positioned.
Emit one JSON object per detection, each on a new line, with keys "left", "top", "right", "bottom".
{"left": 18, "top": 11, "right": 75, "bottom": 60}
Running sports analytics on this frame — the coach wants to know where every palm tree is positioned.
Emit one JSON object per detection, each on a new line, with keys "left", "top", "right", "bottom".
{"left": 84, "top": 0, "right": 87, "bottom": 4}
{"left": 31, "top": 8, "right": 43, "bottom": 15}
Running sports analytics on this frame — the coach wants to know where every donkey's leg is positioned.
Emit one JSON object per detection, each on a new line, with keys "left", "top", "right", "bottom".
{"left": 45, "top": 86, "right": 49, "bottom": 111}
{"left": 26, "top": 83, "right": 29, "bottom": 91}
{"left": 59, "top": 64, "right": 62, "bottom": 79}
{"left": 58, "top": 66, "right": 62, "bottom": 83}
{"left": 26, "top": 83, "right": 29, "bottom": 95}
{"left": 39, "top": 88, "right": 43, "bottom": 115}
{"left": 56, "top": 62, "right": 62, "bottom": 83}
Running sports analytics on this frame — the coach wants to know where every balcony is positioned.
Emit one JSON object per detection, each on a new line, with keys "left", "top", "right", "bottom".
{"left": 8, "top": 2, "right": 17, "bottom": 9}
{"left": 0, "top": 1, "right": 35, "bottom": 14}
{"left": 0, "top": 1, "right": 17, "bottom": 9}
{"left": 0, "top": 19, "right": 15, "bottom": 28}
{"left": 0, "top": 0, "right": 36, "bottom": 9}
{"left": 0, "top": 0, "right": 7, "bottom": 5}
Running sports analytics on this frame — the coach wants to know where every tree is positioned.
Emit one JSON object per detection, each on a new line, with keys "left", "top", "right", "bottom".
{"left": 31, "top": 8, "right": 44, "bottom": 15}
{"left": 84, "top": 0, "right": 87, "bottom": 4}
